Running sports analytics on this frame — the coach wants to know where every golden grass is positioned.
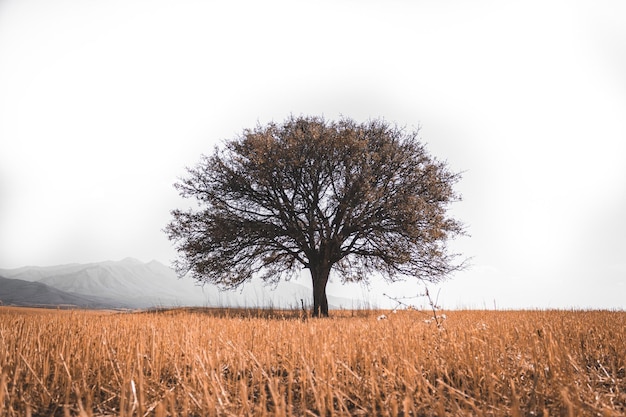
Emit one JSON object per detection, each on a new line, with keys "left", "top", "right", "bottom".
{"left": 0, "top": 307, "right": 624, "bottom": 416}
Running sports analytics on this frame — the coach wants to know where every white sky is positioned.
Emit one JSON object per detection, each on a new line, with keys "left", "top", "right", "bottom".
{"left": 1, "top": 0, "right": 625, "bottom": 309}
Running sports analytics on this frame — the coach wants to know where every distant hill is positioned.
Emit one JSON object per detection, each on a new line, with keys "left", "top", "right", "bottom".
{"left": 0, "top": 258, "right": 358, "bottom": 309}
{"left": 0, "top": 276, "right": 130, "bottom": 308}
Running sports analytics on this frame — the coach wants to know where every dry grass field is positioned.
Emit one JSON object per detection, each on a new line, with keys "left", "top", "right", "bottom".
{"left": 0, "top": 306, "right": 623, "bottom": 416}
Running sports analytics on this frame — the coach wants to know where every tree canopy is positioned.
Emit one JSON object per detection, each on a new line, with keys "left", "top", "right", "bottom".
{"left": 166, "top": 116, "right": 465, "bottom": 316}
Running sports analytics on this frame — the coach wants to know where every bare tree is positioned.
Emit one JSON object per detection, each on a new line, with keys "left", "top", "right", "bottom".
{"left": 165, "top": 116, "right": 465, "bottom": 317}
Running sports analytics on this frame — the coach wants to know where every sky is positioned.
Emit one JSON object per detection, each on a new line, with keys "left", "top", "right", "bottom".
{"left": 1, "top": 0, "right": 625, "bottom": 309}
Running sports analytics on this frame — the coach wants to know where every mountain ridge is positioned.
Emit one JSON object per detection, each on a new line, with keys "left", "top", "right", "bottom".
{"left": 0, "top": 259, "right": 359, "bottom": 309}
{"left": 0, "top": 275, "right": 132, "bottom": 308}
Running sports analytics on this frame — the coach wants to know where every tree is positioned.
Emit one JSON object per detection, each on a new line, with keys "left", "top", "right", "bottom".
{"left": 165, "top": 116, "right": 464, "bottom": 317}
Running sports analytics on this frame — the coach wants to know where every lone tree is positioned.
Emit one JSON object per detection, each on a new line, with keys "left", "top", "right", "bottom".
{"left": 166, "top": 116, "right": 464, "bottom": 317}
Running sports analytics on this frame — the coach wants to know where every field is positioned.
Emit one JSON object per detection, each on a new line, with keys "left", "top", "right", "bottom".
{"left": 0, "top": 307, "right": 624, "bottom": 416}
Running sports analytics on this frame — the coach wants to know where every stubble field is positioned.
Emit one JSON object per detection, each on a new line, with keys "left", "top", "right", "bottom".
{"left": 0, "top": 307, "right": 624, "bottom": 416}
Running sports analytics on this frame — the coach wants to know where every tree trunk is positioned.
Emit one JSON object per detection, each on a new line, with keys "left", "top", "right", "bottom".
{"left": 310, "top": 264, "right": 330, "bottom": 317}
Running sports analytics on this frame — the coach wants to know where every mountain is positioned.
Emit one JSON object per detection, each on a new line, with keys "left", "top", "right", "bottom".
{"left": 0, "top": 276, "right": 131, "bottom": 308}
{"left": 0, "top": 259, "right": 358, "bottom": 309}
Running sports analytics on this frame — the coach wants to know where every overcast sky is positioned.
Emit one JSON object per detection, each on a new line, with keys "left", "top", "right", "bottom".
{"left": 1, "top": 0, "right": 625, "bottom": 309}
